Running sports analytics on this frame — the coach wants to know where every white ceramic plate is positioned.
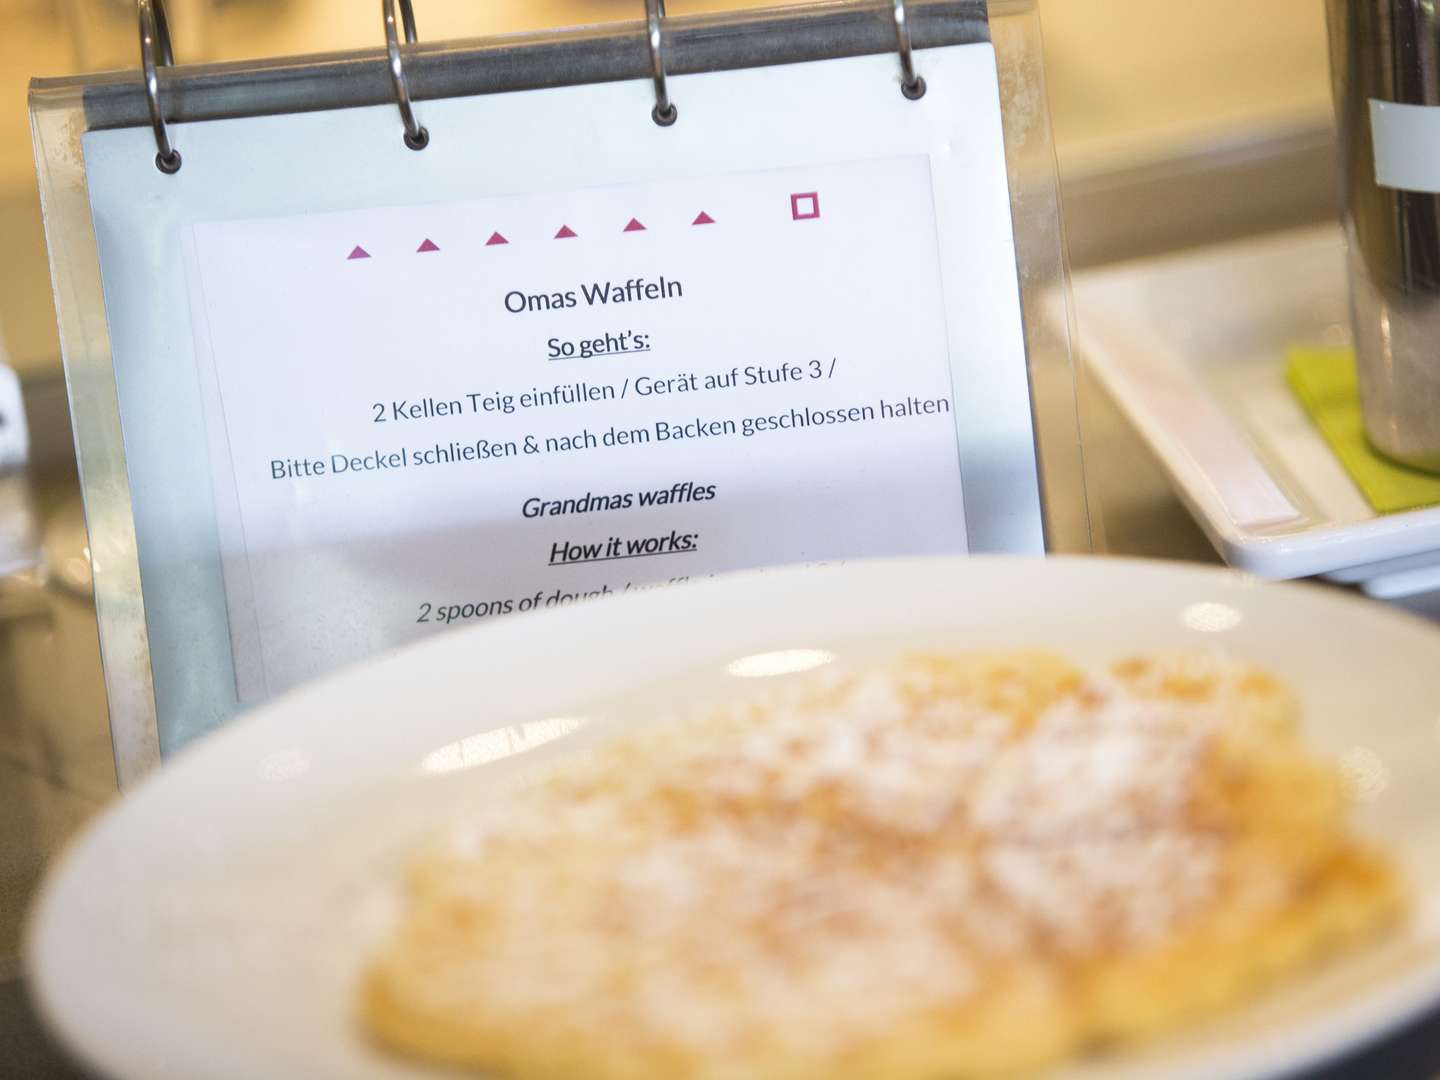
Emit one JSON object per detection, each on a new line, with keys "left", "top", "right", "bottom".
{"left": 26, "top": 557, "right": 1440, "bottom": 1080}
{"left": 1073, "top": 225, "right": 1440, "bottom": 588}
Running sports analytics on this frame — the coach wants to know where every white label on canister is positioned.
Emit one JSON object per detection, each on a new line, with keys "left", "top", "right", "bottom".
{"left": 1370, "top": 99, "right": 1440, "bottom": 194}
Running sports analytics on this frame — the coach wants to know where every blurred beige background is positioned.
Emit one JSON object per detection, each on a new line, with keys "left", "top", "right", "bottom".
{"left": 1, "top": 0, "right": 1332, "bottom": 377}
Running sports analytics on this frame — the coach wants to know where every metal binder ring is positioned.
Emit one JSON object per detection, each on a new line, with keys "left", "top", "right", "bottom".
{"left": 646, "top": 0, "right": 677, "bottom": 127}
{"left": 384, "top": 0, "right": 429, "bottom": 150}
{"left": 892, "top": 0, "right": 927, "bottom": 100}
{"left": 138, "top": 0, "right": 181, "bottom": 173}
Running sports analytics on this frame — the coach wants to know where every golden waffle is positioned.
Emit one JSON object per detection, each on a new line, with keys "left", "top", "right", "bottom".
{"left": 361, "top": 652, "right": 1404, "bottom": 1078}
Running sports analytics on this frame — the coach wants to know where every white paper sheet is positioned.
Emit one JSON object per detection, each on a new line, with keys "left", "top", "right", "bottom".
{"left": 186, "top": 156, "right": 975, "bottom": 696}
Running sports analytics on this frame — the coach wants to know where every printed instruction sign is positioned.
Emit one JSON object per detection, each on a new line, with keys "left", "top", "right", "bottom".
{"left": 187, "top": 154, "right": 994, "bottom": 698}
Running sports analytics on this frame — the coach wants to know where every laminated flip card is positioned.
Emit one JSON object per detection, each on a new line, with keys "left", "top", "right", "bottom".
{"left": 30, "top": 0, "right": 1085, "bottom": 779}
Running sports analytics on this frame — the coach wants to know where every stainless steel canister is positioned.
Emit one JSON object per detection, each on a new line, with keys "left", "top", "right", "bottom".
{"left": 1327, "top": 0, "right": 1440, "bottom": 472}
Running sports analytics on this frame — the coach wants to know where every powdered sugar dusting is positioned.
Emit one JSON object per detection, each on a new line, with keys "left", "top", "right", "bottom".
{"left": 388, "top": 654, "right": 1291, "bottom": 1059}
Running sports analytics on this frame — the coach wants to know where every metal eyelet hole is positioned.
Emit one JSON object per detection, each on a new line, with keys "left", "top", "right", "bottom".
{"left": 155, "top": 149, "right": 182, "bottom": 174}
{"left": 404, "top": 126, "right": 430, "bottom": 151}
{"left": 651, "top": 103, "right": 678, "bottom": 127}
{"left": 901, "top": 76, "right": 927, "bottom": 101}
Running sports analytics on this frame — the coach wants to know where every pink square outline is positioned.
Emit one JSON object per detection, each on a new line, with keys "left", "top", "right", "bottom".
{"left": 790, "top": 192, "right": 821, "bottom": 221}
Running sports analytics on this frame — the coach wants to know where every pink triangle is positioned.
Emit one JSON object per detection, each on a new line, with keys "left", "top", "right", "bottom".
{"left": 692, "top": 211, "right": 715, "bottom": 225}
{"left": 416, "top": 238, "right": 440, "bottom": 253}
{"left": 623, "top": 217, "right": 647, "bottom": 233}
{"left": 486, "top": 232, "right": 509, "bottom": 246}
{"left": 347, "top": 245, "right": 371, "bottom": 260}
{"left": 554, "top": 225, "right": 578, "bottom": 239}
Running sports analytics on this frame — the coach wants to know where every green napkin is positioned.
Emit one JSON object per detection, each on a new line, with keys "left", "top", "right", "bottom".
{"left": 1286, "top": 346, "right": 1440, "bottom": 514}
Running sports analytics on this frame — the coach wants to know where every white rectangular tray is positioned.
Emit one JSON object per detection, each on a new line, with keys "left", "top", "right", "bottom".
{"left": 1073, "top": 225, "right": 1440, "bottom": 594}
